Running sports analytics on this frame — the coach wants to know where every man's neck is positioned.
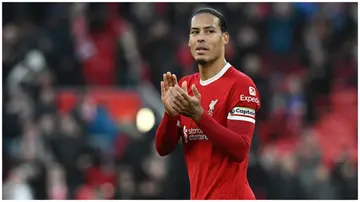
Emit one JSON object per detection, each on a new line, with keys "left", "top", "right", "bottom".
{"left": 198, "top": 58, "right": 227, "bottom": 81}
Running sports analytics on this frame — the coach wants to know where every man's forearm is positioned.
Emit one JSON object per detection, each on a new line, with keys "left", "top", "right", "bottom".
{"left": 155, "top": 113, "right": 180, "bottom": 156}
{"left": 195, "top": 112, "right": 254, "bottom": 162}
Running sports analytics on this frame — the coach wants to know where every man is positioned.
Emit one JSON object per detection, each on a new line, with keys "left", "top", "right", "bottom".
{"left": 155, "top": 7, "right": 260, "bottom": 200}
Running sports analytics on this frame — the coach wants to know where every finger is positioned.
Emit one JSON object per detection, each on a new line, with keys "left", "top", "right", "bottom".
{"left": 169, "top": 87, "right": 188, "bottom": 109}
{"left": 174, "top": 85, "right": 189, "bottom": 106}
{"left": 177, "top": 85, "right": 192, "bottom": 102}
{"left": 163, "top": 74, "right": 169, "bottom": 91}
{"left": 166, "top": 101, "right": 179, "bottom": 115}
{"left": 192, "top": 84, "right": 201, "bottom": 99}
{"left": 160, "top": 81, "right": 165, "bottom": 96}
{"left": 182, "top": 81, "right": 187, "bottom": 92}
{"left": 172, "top": 87, "right": 187, "bottom": 106}
{"left": 172, "top": 74, "right": 178, "bottom": 85}
{"left": 172, "top": 99, "right": 184, "bottom": 112}
{"left": 166, "top": 72, "right": 173, "bottom": 86}
{"left": 168, "top": 87, "right": 179, "bottom": 100}
{"left": 165, "top": 92, "right": 178, "bottom": 112}
{"left": 169, "top": 98, "right": 182, "bottom": 113}
{"left": 173, "top": 92, "right": 187, "bottom": 110}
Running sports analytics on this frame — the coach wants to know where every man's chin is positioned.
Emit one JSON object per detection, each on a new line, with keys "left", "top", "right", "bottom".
{"left": 195, "top": 58, "right": 208, "bottom": 65}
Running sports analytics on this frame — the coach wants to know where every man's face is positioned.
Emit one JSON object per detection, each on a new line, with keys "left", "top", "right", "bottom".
{"left": 188, "top": 13, "right": 229, "bottom": 65}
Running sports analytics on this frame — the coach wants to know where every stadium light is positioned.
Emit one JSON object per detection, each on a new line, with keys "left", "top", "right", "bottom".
{"left": 136, "top": 108, "right": 155, "bottom": 133}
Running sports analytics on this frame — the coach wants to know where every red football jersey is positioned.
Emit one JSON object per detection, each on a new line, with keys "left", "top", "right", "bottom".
{"left": 177, "top": 62, "right": 260, "bottom": 199}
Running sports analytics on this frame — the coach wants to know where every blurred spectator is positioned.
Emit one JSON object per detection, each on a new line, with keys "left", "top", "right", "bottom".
{"left": 47, "top": 164, "right": 68, "bottom": 200}
{"left": 48, "top": 114, "right": 86, "bottom": 198}
{"left": 3, "top": 165, "right": 34, "bottom": 200}
{"left": 267, "top": 3, "right": 295, "bottom": 54}
{"left": 331, "top": 153, "right": 358, "bottom": 199}
{"left": 71, "top": 3, "right": 142, "bottom": 87}
{"left": 275, "top": 155, "right": 306, "bottom": 199}
{"left": 2, "top": 2, "right": 357, "bottom": 200}
{"left": 114, "top": 166, "right": 136, "bottom": 199}
{"left": 311, "top": 164, "right": 337, "bottom": 199}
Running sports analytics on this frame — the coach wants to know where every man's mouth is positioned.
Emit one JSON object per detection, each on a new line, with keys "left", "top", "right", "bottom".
{"left": 195, "top": 46, "right": 209, "bottom": 53}
{"left": 196, "top": 46, "right": 209, "bottom": 51}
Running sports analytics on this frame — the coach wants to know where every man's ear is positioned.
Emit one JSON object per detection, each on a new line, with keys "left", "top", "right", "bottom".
{"left": 222, "top": 32, "right": 229, "bottom": 45}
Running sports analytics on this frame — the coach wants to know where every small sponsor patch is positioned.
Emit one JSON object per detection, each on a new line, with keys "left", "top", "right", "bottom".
{"left": 230, "top": 107, "right": 256, "bottom": 118}
{"left": 240, "top": 94, "right": 260, "bottom": 105}
{"left": 249, "top": 86, "right": 256, "bottom": 96}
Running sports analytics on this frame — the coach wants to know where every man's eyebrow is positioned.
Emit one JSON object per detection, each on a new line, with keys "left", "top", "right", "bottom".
{"left": 204, "top": 26, "right": 216, "bottom": 29}
{"left": 190, "top": 26, "right": 216, "bottom": 30}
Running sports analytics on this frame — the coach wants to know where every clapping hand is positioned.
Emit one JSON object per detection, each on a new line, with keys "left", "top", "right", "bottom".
{"left": 167, "top": 81, "right": 204, "bottom": 121}
{"left": 161, "top": 72, "right": 179, "bottom": 117}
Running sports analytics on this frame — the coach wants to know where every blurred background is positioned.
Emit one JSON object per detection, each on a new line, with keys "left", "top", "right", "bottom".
{"left": 2, "top": 2, "right": 358, "bottom": 200}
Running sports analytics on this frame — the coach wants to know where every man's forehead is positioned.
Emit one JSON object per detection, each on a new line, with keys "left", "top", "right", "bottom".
{"left": 191, "top": 13, "right": 220, "bottom": 29}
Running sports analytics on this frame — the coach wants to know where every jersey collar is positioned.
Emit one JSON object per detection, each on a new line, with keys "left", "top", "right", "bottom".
{"left": 200, "top": 62, "right": 232, "bottom": 86}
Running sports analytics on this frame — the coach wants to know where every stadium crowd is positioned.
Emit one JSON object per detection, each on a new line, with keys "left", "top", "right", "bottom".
{"left": 2, "top": 2, "right": 357, "bottom": 199}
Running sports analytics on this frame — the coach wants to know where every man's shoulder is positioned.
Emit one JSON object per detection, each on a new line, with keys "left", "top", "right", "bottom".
{"left": 226, "top": 66, "right": 261, "bottom": 110}
{"left": 226, "top": 66, "right": 256, "bottom": 87}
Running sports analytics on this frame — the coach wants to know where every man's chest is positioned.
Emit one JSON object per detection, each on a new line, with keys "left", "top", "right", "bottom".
{"left": 179, "top": 82, "right": 232, "bottom": 158}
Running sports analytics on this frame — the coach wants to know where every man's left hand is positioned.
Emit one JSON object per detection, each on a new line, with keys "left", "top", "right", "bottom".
{"left": 168, "top": 81, "right": 204, "bottom": 122}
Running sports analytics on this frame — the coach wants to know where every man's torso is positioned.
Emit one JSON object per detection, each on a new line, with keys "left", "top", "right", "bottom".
{"left": 178, "top": 66, "right": 255, "bottom": 199}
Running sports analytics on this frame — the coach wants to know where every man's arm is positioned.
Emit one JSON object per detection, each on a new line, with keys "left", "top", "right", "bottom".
{"left": 198, "top": 80, "right": 260, "bottom": 162}
{"left": 156, "top": 75, "right": 186, "bottom": 156}
{"left": 155, "top": 113, "right": 181, "bottom": 156}
{"left": 197, "top": 79, "right": 260, "bottom": 162}
{"left": 195, "top": 112, "right": 254, "bottom": 162}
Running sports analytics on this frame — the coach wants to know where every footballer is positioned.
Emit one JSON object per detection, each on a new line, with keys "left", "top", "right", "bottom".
{"left": 155, "top": 7, "right": 260, "bottom": 200}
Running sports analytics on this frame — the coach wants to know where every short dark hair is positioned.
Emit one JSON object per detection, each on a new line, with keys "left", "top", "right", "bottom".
{"left": 191, "top": 7, "right": 227, "bottom": 33}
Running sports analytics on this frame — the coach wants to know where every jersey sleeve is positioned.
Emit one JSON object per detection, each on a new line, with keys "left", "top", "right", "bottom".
{"left": 227, "top": 78, "right": 261, "bottom": 124}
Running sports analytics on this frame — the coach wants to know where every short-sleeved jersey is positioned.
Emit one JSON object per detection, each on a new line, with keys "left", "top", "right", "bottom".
{"left": 177, "top": 62, "right": 260, "bottom": 199}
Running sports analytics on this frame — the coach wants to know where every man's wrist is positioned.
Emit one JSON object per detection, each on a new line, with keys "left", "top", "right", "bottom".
{"left": 164, "top": 110, "right": 179, "bottom": 119}
{"left": 192, "top": 107, "right": 204, "bottom": 122}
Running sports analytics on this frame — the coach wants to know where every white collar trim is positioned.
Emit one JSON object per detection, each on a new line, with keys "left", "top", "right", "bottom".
{"left": 200, "top": 62, "right": 232, "bottom": 86}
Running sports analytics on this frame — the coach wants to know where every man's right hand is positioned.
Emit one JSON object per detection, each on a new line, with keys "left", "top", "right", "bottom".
{"left": 161, "top": 72, "right": 179, "bottom": 117}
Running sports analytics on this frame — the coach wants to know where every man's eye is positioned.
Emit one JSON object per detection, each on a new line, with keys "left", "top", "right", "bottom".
{"left": 207, "top": 30, "right": 215, "bottom": 33}
{"left": 190, "top": 31, "right": 199, "bottom": 34}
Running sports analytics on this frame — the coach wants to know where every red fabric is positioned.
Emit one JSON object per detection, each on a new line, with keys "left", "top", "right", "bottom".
{"left": 72, "top": 4, "right": 126, "bottom": 86}
{"left": 197, "top": 112, "right": 255, "bottom": 162}
{"left": 155, "top": 113, "right": 181, "bottom": 156}
{"left": 316, "top": 112, "right": 357, "bottom": 167}
{"left": 75, "top": 184, "right": 96, "bottom": 200}
{"left": 86, "top": 167, "right": 115, "bottom": 187}
{"left": 82, "top": 19, "right": 122, "bottom": 86}
{"left": 156, "top": 65, "right": 260, "bottom": 199}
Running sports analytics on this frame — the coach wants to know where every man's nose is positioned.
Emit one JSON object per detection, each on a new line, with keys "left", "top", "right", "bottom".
{"left": 196, "top": 31, "right": 206, "bottom": 43}
{"left": 197, "top": 37, "right": 205, "bottom": 43}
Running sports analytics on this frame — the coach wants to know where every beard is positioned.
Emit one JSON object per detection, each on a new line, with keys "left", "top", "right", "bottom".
{"left": 196, "top": 58, "right": 208, "bottom": 65}
{"left": 195, "top": 55, "right": 217, "bottom": 66}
